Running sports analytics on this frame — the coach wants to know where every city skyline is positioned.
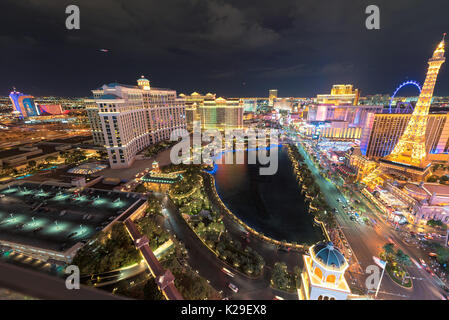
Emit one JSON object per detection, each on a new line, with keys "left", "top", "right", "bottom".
{"left": 1, "top": 0, "right": 449, "bottom": 97}
{"left": 1, "top": 0, "right": 449, "bottom": 305}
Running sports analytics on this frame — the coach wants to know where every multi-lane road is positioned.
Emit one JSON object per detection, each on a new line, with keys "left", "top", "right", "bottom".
{"left": 295, "top": 138, "right": 446, "bottom": 300}
{"left": 81, "top": 261, "right": 147, "bottom": 287}
{"left": 0, "top": 261, "right": 125, "bottom": 300}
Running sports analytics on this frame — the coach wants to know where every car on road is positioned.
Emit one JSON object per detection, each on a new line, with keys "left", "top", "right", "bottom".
{"left": 419, "top": 259, "right": 427, "bottom": 267}
{"left": 425, "top": 267, "right": 435, "bottom": 276}
{"left": 222, "top": 267, "right": 235, "bottom": 278}
{"left": 228, "top": 283, "right": 239, "bottom": 293}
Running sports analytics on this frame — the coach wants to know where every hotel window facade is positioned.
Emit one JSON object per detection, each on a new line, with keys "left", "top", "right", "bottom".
{"left": 86, "top": 77, "right": 186, "bottom": 169}
{"left": 199, "top": 97, "right": 243, "bottom": 131}
{"left": 360, "top": 113, "right": 449, "bottom": 159}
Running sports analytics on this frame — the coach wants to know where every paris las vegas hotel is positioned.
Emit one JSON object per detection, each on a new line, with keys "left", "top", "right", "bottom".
{"left": 86, "top": 77, "right": 186, "bottom": 168}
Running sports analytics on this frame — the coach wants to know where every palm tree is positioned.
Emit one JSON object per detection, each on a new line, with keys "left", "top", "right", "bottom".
{"left": 382, "top": 243, "right": 395, "bottom": 260}
{"left": 395, "top": 250, "right": 411, "bottom": 266}
{"left": 394, "top": 249, "right": 411, "bottom": 284}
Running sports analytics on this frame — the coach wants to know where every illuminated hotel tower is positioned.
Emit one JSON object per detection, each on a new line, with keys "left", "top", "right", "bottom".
{"left": 362, "top": 36, "right": 446, "bottom": 184}
{"left": 384, "top": 36, "right": 446, "bottom": 169}
{"left": 86, "top": 76, "right": 186, "bottom": 169}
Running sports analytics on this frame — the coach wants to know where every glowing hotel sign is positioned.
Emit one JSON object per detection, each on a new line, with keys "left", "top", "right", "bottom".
{"left": 9, "top": 91, "right": 40, "bottom": 118}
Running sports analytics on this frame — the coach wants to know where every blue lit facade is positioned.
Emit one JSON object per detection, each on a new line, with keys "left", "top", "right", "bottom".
{"left": 9, "top": 91, "right": 40, "bottom": 118}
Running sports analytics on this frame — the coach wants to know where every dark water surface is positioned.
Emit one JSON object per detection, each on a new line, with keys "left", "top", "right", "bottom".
{"left": 213, "top": 146, "right": 323, "bottom": 245}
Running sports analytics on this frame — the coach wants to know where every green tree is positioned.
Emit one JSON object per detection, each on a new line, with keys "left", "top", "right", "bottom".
{"left": 435, "top": 245, "right": 449, "bottom": 265}
{"left": 427, "top": 219, "right": 444, "bottom": 228}
{"left": 143, "top": 278, "right": 164, "bottom": 300}
{"left": 27, "top": 160, "right": 37, "bottom": 168}
{"left": 146, "top": 194, "right": 162, "bottom": 215}
{"left": 293, "top": 266, "right": 302, "bottom": 288}
{"left": 383, "top": 243, "right": 395, "bottom": 256}
{"left": 72, "top": 223, "right": 140, "bottom": 274}
{"left": 45, "top": 155, "right": 57, "bottom": 164}
{"left": 395, "top": 249, "right": 411, "bottom": 267}
{"left": 271, "top": 262, "right": 293, "bottom": 292}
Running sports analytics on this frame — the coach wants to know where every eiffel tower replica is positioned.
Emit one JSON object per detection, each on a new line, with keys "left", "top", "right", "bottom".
{"left": 362, "top": 35, "right": 446, "bottom": 184}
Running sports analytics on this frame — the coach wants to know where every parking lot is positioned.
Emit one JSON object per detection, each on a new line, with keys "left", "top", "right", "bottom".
{"left": 0, "top": 182, "right": 141, "bottom": 253}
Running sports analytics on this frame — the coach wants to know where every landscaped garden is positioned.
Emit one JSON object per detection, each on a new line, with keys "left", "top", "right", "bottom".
{"left": 269, "top": 262, "right": 299, "bottom": 293}
{"left": 169, "top": 165, "right": 265, "bottom": 277}
{"left": 287, "top": 144, "right": 337, "bottom": 229}
{"left": 72, "top": 223, "right": 141, "bottom": 275}
{"left": 72, "top": 196, "right": 166, "bottom": 275}
{"left": 380, "top": 243, "right": 412, "bottom": 288}
{"left": 143, "top": 140, "right": 178, "bottom": 158}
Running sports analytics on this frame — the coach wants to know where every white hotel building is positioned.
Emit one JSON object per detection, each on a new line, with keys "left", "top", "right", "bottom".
{"left": 86, "top": 76, "right": 186, "bottom": 168}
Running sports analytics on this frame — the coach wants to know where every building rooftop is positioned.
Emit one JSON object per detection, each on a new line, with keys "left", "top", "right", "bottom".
{"left": 303, "top": 255, "right": 351, "bottom": 294}
{"left": 98, "top": 94, "right": 121, "bottom": 100}
{"left": 404, "top": 182, "right": 449, "bottom": 200}
{"left": 403, "top": 183, "right": 428, "bottom": 199}
{"left": 141, "top": 171, "right": 183, "bottom": 184}
{"left": 311, "top": 242, "right": 347, "bottom": 270}
{"left": 423, "top": 183, "right": 449, "bottom": 196}
{"left": 0, "top": 148, "right": 29, "bottom": 159}
{"left": 105, "top": 83, "right": 137, "bottom": 89}
{"left": 0, "top": 182, "right": 142, "bottom": 253}
{"left": 67, "top": 163, "right": 108, "bottom": 175}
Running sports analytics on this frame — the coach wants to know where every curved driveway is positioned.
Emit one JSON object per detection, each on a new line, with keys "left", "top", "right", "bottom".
{"left": 160, "top": 193, "right": 298, "bottom": 300}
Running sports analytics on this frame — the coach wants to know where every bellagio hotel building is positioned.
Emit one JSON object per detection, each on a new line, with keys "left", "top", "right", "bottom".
{"left": 86, "top": 76, "right": 186, "bottom": 169}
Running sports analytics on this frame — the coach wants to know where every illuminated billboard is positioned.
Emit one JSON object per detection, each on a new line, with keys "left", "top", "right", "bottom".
{"left": 39, "top": 104, "right": 64, "bottom": 115}
{"left": 9, "top": 91, "right": 40, "bottom": 118}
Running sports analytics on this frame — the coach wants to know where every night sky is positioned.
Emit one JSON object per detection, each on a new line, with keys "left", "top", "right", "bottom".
{"left": 1, "top": 0, "right": 449, "bottom": 98}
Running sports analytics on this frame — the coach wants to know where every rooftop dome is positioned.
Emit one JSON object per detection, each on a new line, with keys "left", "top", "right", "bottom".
{"left": 311, "top": 242, "right": 347, "bottom": 270}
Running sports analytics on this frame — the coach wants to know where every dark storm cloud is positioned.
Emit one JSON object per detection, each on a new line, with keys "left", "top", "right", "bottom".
{"left": 0, "top": 0, "right": 448, "bottom": 97}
